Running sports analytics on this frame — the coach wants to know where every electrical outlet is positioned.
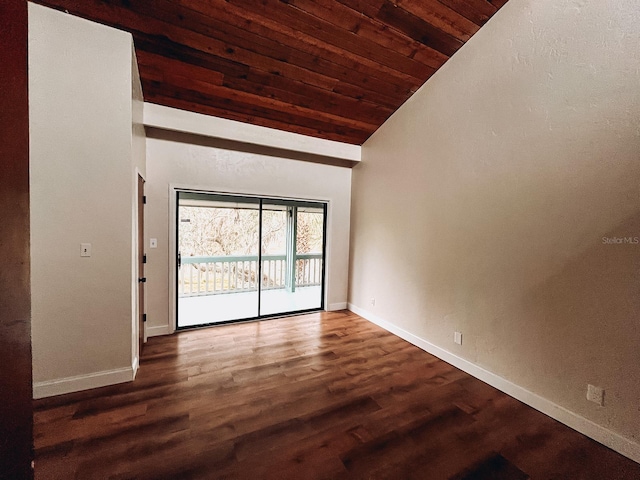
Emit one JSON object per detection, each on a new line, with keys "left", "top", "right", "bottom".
{"left": 454, "top": 331, "right": 462, "bottom": 345}
{"left": 587, "top": 384, "right": 604, "bottom": 406}
{"left": 370, "top": 298, "right": 375, "bottom": 307}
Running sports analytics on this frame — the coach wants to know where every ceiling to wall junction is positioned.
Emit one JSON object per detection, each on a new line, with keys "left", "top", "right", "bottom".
{"left": 32, "top": 0, "right": 510, "bottom": 144}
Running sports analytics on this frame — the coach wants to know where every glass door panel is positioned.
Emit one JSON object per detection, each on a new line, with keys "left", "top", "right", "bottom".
{"left": 259, "top": 202, "right": 289, "bottom": 316}
{"left": 259, "top": 201, "right": 325, "bottom": 316}
{"left": 177, "top": 192, "right": 260, "bottom": 327}
{"left": 294, "top": 205, "right": 325, "bottom": 311}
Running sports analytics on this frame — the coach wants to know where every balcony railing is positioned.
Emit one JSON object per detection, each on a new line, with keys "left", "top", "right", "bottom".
{"left": 179, "top": 254, "right": 322, "bottom": 297}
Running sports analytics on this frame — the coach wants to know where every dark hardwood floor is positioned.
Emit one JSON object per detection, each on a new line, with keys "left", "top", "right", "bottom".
{"left": 34, "top": 311, "right": 640, "bottom": 479}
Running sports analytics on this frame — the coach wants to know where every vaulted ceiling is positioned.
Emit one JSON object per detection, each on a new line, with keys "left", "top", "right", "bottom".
{"left": 31, "top": 0, "right": 509, "bottom": 144}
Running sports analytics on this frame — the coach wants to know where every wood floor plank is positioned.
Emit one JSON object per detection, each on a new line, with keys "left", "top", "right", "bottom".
{"left": 33, "top": 311, "right": 640, "bottom": 479}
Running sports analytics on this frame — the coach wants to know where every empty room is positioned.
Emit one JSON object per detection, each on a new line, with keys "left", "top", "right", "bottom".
{"left": 2, "top": 0, "right": 639, "bottom": 478}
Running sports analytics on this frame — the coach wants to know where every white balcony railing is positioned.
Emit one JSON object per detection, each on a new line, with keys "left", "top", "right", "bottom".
{"left": 179, "top": 254, "right": 322, "bottom": 297}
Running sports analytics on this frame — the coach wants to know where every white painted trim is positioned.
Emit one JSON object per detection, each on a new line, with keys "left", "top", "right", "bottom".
{"left": 328, "top": 302, "right": 347, "bottom": 311}
{"left": 33, "top": 366, "right": 135, "bottom": 399}
{"left": 168, "top": 185, "right": 178, "bottom": 336}
{"left": 147, "top": 325, "right": 172, "bottom": 338}
{"left": 132, "top": 355, "right": 139, "bottom": 379}
{"left": 347, "top": 303, "right": 640, "bottom": 464}
{"left": 134, "top": 166, "right": 147, "bottom": 356}
{"left": 144, "top": 103, "right": 361, "bottom": 162}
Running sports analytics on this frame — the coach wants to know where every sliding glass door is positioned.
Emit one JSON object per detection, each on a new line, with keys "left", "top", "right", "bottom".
{"left": 177, "top": 193, "right": 260, "bottom": 327}
{"left": 176, "top": 191, "right": 326, "bottom": 328}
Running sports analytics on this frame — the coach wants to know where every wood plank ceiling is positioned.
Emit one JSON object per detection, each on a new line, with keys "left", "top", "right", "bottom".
{"left": 31, "top": 0, "right": 510, "bottom": 145}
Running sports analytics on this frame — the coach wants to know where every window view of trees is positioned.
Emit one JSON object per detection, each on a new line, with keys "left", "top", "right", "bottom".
{"left": 178, "top": 204, "right": 324, "bottom": 297}
{"left": 179, "top": 206, "right": 262, "bottom": 257}
{"left": 178, "top": 206, "right": 323, "bottom": 258}
{"left": 296, "top": 210, "right": 324, "bottom": 254}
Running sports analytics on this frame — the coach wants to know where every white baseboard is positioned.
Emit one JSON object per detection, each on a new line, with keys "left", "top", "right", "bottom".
{"left": 33, "top": 366, "right": 135, "bottom": 399}
{"left": 146, "top": 324, "right": 172, "bottom": 337}
{"left": 347, "top": 303, "right": 640, "bottom": 464}
{"left": 328, "top": 302, "right": 347, "bottom": 311}
{"left": 132, "top": 356, "right": 139, "bottom": 379}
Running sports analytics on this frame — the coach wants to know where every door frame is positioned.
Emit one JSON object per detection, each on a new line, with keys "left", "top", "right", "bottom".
{"left": 134, "top": 169, "right": 147, "bottom": 370}
{"left": 169, "top": 185, "right": 331, "bottom": 332}
{"left": 137, "top": 173, "right": 146, "bottom": 354}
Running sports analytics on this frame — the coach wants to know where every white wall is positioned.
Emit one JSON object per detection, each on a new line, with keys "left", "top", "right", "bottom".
{"left": 145, "top": 126, "right": 352, "bottom": 336}
{"left": 29, "top": 4, "right": 143, "bottom": 397}
{"left": 132, "top": 51, "right": 146, "bottom": 182}
{"left": 349, "top": 0, "right": 640, "bottom": 462}
{"left": 131, "top": 47, "right": 147, "bottom": 361}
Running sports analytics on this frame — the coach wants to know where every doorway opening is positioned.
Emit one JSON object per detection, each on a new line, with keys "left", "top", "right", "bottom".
{"left": 176, "top": 191, "right": 326, "bottom": 328}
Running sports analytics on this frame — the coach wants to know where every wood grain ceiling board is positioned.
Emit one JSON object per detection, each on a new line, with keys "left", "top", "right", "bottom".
{"left": 30, "top": 0, "right": 510, "bottom": 144}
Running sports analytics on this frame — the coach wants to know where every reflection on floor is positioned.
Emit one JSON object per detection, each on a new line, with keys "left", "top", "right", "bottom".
{"left": 33, "top": 311, "right": 640, "bottom": 479}
{"left": 178, "top": 285, "right": 322, "bottom": 327}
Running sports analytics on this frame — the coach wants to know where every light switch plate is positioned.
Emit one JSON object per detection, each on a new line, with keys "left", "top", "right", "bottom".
{"left": 80, "top": 243, "right": 91, "bottom": 257}
{"left": 150, "top": 238, "right": 157, "bottom": 248}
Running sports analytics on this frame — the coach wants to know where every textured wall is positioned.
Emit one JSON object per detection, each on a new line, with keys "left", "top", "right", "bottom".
{"left": 350, "top": 0, "right": 640, "bottom": 456}
{"left": 145, "top": 130, "right": 352, "bottom": 335}
{"left": 30, "top": 4, "right": 136, "bottom": 396}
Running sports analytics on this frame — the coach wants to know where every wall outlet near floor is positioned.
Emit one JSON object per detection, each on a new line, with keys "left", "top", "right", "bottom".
{"left": 454, "top": 331, "right": 463, "bottom": 345}
{"left": 587, "top": 384, "right": 604, "bottom": 406}
{"left": 370, "top": 298, "right": 375, "bottom": 307}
